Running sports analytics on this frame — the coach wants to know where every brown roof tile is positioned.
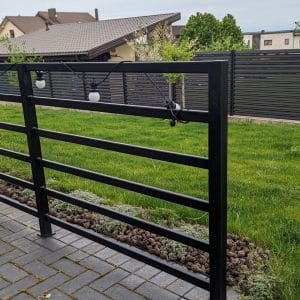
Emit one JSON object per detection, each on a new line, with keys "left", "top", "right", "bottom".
{"left": 5, "top": 16, "right": 46, "bottom": 34}
{"left": 0, "top": 13, "right": 180, "bottom": 59}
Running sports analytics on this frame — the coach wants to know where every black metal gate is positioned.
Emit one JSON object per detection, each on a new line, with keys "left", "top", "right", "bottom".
{"left": 0, "top": 61, "right": 228, "bottom": 299}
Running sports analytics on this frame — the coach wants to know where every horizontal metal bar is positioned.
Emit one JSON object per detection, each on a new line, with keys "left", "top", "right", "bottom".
{"left": 46, "top": 214, "right": 210, "bottom": 289}
{"left": 0, "top": 122, "right": 26, "bottom": 133}
{"left": 0, "top": 148, "right": 30, "bottom": 162}
{"left": 30, "top": 96, "right": 209, "bottom": 123}
{"left": 40, "top": 159, "right": 209, "bottom": 211}
{"left": 36, "top": 128, "right": 208, "bottom": 169}
{"left": 0, "top": 194, "right": 38, "bottom": 217}
{"left": 24, "top": 61, "right": 225, "bottom": 73}
{"left": 0, "top": 93, "right": 22, "bottom": 103}
{"left": 45, "top": 188, "right": 209, "bottom": 252}
{"left": 0, "top": 173, "right": 34, "bottom": 190}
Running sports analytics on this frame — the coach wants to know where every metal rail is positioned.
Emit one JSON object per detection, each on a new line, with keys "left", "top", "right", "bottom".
{"left": 0, "top": 61, "right": 228, "bottom": 299}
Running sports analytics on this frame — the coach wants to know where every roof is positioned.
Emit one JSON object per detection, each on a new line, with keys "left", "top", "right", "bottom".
{"left": 2, "top": 16, "right": 46, "bottom": 34}
{"left": 243, "top": 29, "right": 295, "bottom": 35}
{"left": 0, "top": 13, "right": 180, "bottom": 59}
{"left": 36, "top": 11, "right": 95, "bottom": 24}
{"left": 0, "top": 11, "right": 95, "bottom": 35}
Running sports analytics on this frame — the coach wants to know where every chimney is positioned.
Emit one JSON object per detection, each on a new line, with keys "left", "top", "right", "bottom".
{"left": 48, "top": 8, "right": 57, "bottom": 23}
{"left": 95, "top": 8, "right": 99, "bottom": 21}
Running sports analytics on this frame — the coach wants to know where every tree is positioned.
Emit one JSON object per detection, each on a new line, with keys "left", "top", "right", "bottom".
{"left": 0, "top": 38, "right": 42, "bottom": 86}
{"left": 181, "top": 13, "right": 221, "bottom": 50}
{"left": 127, "top": 24, "right": 195, "bottom": 108}
{"left": 181, "top": 12, "right": 248, "bottom": 51}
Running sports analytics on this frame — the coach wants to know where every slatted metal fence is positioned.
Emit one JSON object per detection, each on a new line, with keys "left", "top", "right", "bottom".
{"left": 0, "top": 61, "right": 228, "bottom": 299}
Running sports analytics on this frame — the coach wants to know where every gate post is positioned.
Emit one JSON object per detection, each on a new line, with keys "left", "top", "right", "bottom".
{"left": 230, "top": 50, "right": 236, "bottom": 115}
{"left": 208, "top": 61, "right": 228, "bottom": 299}
{"left": 17, "top": 64, "right": 52, "bottom": 237}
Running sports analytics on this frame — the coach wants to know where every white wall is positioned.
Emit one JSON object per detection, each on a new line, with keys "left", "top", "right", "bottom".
{"left": 260, "top": 32, "right": 296, "bottom": 50}
{"left": 243, "top": 34, "right": 253, "bottom": 48}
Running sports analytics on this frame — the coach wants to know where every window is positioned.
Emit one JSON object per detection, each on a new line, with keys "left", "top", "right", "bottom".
{"left": 284, "top": 38, "right": 289, "bottom": 45}
{"left": 264, "top": 39, "right": 272, "bottom": 46}
{"left": 9, "top": 29, "right": 15, "bottom": 38}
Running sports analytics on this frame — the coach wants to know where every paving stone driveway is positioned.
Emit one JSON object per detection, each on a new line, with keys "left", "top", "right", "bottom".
{"left": 0, "top": 202, "right": 238, "bottom": 299}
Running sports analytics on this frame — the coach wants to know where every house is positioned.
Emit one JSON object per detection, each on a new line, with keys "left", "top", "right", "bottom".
{"left": 243, "top": 29, "right": 300, "bottom": 50}
{"left": 0, "top": 13, "right": 180, "bottom": 62}
{"left": 0, "top": 8, "right": 97, "bottom": 39}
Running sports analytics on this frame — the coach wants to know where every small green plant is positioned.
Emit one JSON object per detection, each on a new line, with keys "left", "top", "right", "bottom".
{"left": 148, "top": 207, "right": 179, "bottom": 226}
{"left": 1, "top": 39, "right": 42, "bottom": 87}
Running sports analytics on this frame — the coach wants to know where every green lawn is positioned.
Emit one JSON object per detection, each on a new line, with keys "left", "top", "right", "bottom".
{"left": 0, "top": 104, "right": 299, "bottom": 299}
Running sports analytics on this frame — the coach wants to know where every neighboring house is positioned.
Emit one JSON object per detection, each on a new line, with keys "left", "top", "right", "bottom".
{"left": 0, "top": 8, "right": 97, "bottom": 38}
{"left": 0, "top": 13, "right": 180, "bottom": 62}
{"left": 243, "top": 29, "right": 300, "bottom": 50}
{"left": 172, "top": 25, "right": 185, "bottom": 40}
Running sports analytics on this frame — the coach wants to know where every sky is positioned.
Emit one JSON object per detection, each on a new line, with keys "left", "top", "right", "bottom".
{"left": 1, "top": 0, "right": 299, "bottom": 32}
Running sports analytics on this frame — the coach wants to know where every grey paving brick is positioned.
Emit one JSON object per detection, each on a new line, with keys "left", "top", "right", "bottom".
{"left": 25, "top": 232, "right": 41, "bottom": 241}
{"left": 10, "top": 238, "right": 41, "bottom": 253}
{"left": 74, "top": 286, "right": 110, "bottom": 300}
{"left": 52, "top": 229, "right": 71, "bottom": 239}
{"left": 71, "top": 237, "right": 93, "bottom": 249}
{"left": 0, "top": 249, "right": 25, "bottom": 265}
{"left": 135, "top": 265, "right": 160, "bottom": 280}
{"left": 0, "top": 228, "right": 12, "bottom": 238}
{"left": 58, "top": 233, "right": 81, "bottom": 244}
{"left": 94, "top": 247, "right": 117, "bottom": 260}
{"left": 0, "top": 275, "right": 37, "bottom": 298}
{"left": 107, "top": 253, "right": 131, "bottom": 266}
{"left": 59, "top": 270, "right": 99, "bottom": 294}
{"left": 2, "top": 220, "right": 24, "bottom": 232}
{"left": 0, "top": 278, "right": 9, "bottom": 289}
{"left": 52, "top": 258, "right": 86, "bottom": 277}
{"left": 79, "top": 256, "right": 114, "bottom": 275}
{"left": 150, "top": 272, "right": 177, "bottom": 288}
{"left": 14, "top": 248, "right": 52, "bottom": 265}
{"left": 39, "top": 245, "right": 76, "bottom": 264}
{"left": 2, "top": 228, "right": 35, "bottom": 243}
{"left": 105, "top": 284, "right": 145, "bottom": 300}
{"left": 0, "top": 263, "right": 28, "bottom": 282}
{"left": 47, "top": 289, "right": 71, "bottom": 300}
{"left": 34, "top": 236, "right": 66, "bottom": 251}
{"left": 67, "top": 250, "right": 89, "bottom": 262}
{"left": 120, "top": 274, "right": 145, "bottom": 290}
{"left": 27, "top": 273, "right": 70, "bottom": 297}
{"left": 166, "top": 279, "right": 194, "bottom": 296}
{"left": 136, "top": 282, "right": 179, "bottom": 300}
{"left": 81, "top": 242, "right": 105, "bottom": 254}
{"left": 120, "top": 258, "right": 144, "bottom": 272}
{"left": 0, "top": 240, "right": 14, "bottom": 255}
{"left": 12, "top": 293, "right": 35, "bottom": 300}
{"left": 184, "top": 286, "right": 209, "bottom": 300}
{"left": 90, "top": 269, "right": 129, "bottom": 292}
{"left": 23, "top": 260, "right": 57, "bottom": 279}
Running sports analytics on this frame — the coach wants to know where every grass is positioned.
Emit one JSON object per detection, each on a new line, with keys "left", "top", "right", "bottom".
{"left": 0, "top": 104, "right": 299, "bottom": 299}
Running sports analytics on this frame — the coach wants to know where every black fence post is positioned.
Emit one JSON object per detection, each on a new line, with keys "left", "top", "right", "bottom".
{"left": 17, "top": 64, "right": 52, "bottom": 237}
{"left": 230, "top": 50, "right": 236, "bottom": 115}
{"left": 83, "top": 72, "right": 88, "bottom": 101}
{"left": 48, "top": 72, "right": 54, "bottom": 98}
{"left": 122, "top": 72, "right": 128, "bottom": 104}
{"left": 208, "top": 61, "right": 228, "bottom": 300}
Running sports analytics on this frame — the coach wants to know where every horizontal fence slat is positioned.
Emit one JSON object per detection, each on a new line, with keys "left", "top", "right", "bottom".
{"left": 46, "top": 214, "right": 210, "bottom": 290}
{"left": 45, "top": 188, "right": 209, "bottom": 252}
{"left": 0, "top": 122, "right": 26, "bottom": 133}
{"left": 0, "top": 173, "right": 34, "bottom": 190}
{"left": 40, "top": 159, "right": 209, "bottom": 211}
{"left": 0, "top": 148, "right": 30, "bottom": 162}
{"left": 36, "top": 128, "right": 208, "bottom": 169}
{"left": 0, "top": 93, "right": 21, "bottom": 103}
{"left": 31, "top": 96, "right": 210, "bottom": 123}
